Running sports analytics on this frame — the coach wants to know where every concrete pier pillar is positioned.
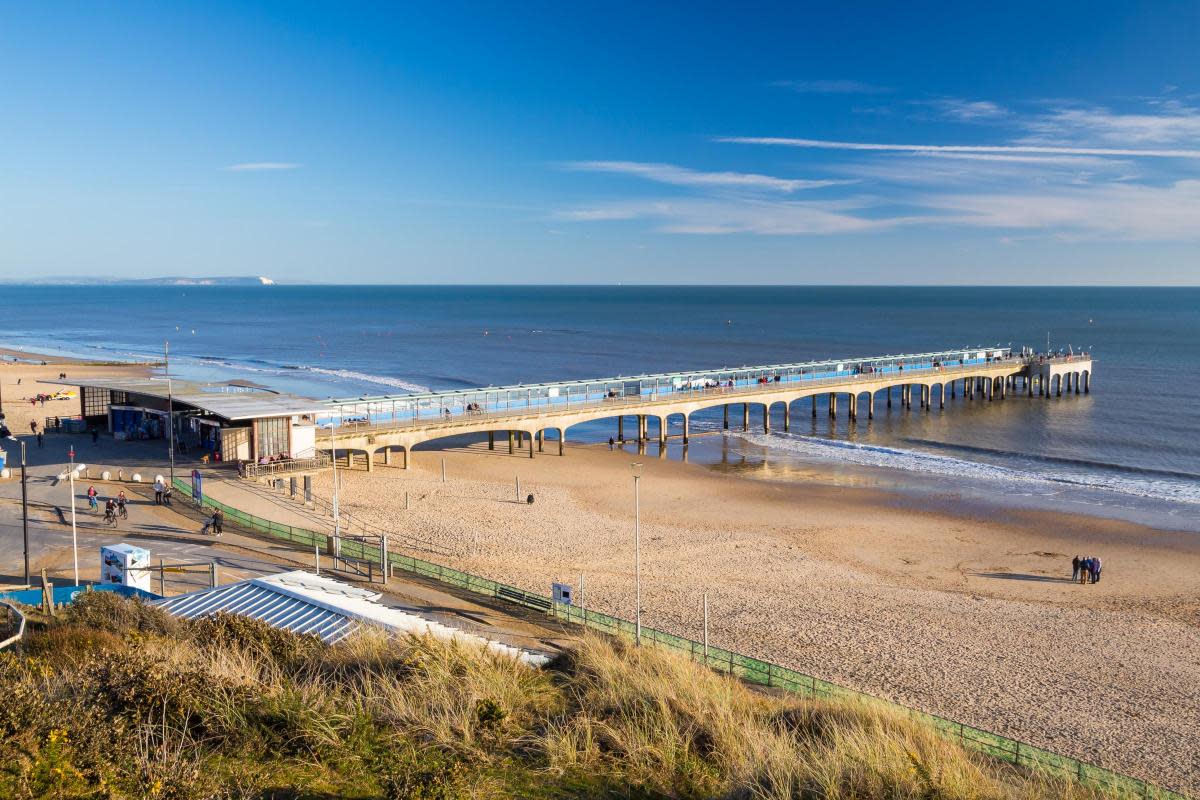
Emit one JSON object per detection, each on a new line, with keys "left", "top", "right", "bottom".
{"left": 402, "top": 448, "right": 409, "bottom": 470}
{"left": 1028, "top": 377, "right": 1034, "bottom": 397}
{"left": 659, "top": 416, "right": 667, "bottom": 446}
{"left": 868, "top": 392, "right": 875, "bottom": 420}
{"left": 682, "top": 415, "right": 690, "bottom": 444}
{"left": 383, "top": 448, "right": 392, "bottom": 466}
{"left": 763, "top": 404, "right": 770, "bottom": 433}
{"left": 1074, "top": 372, "right": 1081, "bottom": 394}
{"left": 723, "top": 404, "right": 729, "bottom": 430}
{"left": 829, "top": 392, "right": 837, "bottom": 419}
{"left": 529, "top": 432, "right": 535, "bottom": 459}
{"left": 1083, "top": 372, "right": 1090, "bottom": 393}
{"left": 783, "top": 402, "right": 790, "bottom": 432}
{"left": 508, "top": 430, "right": 515, "bottom": 454}
{"left": 618, "top": 416, "right": 624, "bottom": 442}
{"left": 849, "top": 394, "right": 857, "bottom": 422}
{"left": 951, "top": 379, "right": 956, "bottom": 399}
{"left": 558, "top": 428, "right": 565, "bottom": 456}
{"left": 742, "top": 403, "right": 750, "bottom": 431}
{"left": 939, "top": 384, "right": 945, "bottom": 409}
{"left": 488, "top": 431, "right": 494, "bottom": 450}
{"left": 365, "top": 450, "right": 374, "bottom": 472}
{"left": 920, "top": 385, "right": 929, "bottom": 410}
{"left": 887, "top": 387, "right": 892, "bottom": 409}
{"left": 812, "top": 395, "right": 818, "bottom": 418}
{"left": 537, "top": 429, "right": 544, "bottom": 453}
{"left": 1056, "top": 376, "right": 1062, "bottom": 397}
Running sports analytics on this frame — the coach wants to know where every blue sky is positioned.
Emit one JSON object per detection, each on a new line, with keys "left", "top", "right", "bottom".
{"left": 2, "top": 1, "right": 1198, "bottom": 284}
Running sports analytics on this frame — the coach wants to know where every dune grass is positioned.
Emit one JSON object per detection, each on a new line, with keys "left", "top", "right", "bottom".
{"left": 0, "top": 591, "right": 1120, "bottom": 800}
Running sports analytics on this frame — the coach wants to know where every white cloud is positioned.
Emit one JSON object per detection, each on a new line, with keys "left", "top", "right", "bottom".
{"left": 1022, "top": 104, "right": 1200, "bottom": 145}
{"left": 562, "top": 161, "right": 847, "bottom": 192}
{"left": 716, "top": 136, "right": 1200, "bottom": 158}
{"left": 928, "top": 98, "right": 1010, "bottom": 122}
{"left": 224, "top": 162, "right": 302, "bottom": 171}
{"left": 924, "top": 180, "right": 1200, "bottom": 240}
{"left": 773, "top": 80, "right": 889, "bottom": 94}
{"left": 556, "top": 198, "right": 888, "bottom": 235}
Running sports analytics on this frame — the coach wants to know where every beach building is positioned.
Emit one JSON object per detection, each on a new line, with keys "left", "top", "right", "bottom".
{"left": 48, "top": 377, "right": 323, "bottom": 463}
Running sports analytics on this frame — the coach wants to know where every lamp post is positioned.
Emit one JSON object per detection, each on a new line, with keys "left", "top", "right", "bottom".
{"left": 6, "top": 436, "right": 29, "bottom": 586}
{"left": 631, "top": 461, "right": 643, "bottom": 645}
{"left": 329, "top": 419, "right": 341, "bottom": 563}
{"left": 67, "top": 445, "right": 80, "bottom": 586}
{"left": 164, "top": 342, "right": 175, "bottom": 488}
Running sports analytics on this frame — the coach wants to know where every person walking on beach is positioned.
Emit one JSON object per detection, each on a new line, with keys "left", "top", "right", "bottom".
{"left": 29, "top": 419, "right": 37, "bottom": 435}
{"left": 1078, "top": 557, "right": 1089, "bottom": 585}
{"left": 1093, "top": 556, "right": 1103, "bottom": 583}
{"left": 608, "top": 436, "right": 615, "bottom": 450}
{"left": 1071, "top": 555, "right": 1080, "bottom": 582}
{"left": 153, "top": 478, "right": 164, "bottom": 505}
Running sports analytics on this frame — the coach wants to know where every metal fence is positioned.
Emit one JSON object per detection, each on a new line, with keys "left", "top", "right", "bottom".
{"left": 170, "top": 478, "right": 1183, "bottom": 800}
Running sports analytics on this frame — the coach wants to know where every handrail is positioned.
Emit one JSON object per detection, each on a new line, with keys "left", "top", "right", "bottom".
{"left": 242, "top": 453, "right": 331, "bottom": 479}
{"left": 329, "top": 358, "right": 1056, "bottom": 437}
{"left": 0, "top": 600, "right": 27, "bottom": 650}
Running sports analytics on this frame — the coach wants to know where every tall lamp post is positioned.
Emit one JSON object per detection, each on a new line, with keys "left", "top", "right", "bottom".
{"left": 631, "top": 461, "right": 643, "bottom": 645}
{"left": 164, "top": 341, "right": 175, "bottom": 488}
{"left": 67, "top": 445, "right": 80, "bottom": 586}
{"left": 5, "top": 435, "right": 29, "bottom": 586}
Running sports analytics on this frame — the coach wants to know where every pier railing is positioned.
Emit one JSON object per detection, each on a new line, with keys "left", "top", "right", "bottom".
{"left": 171, "top": 474, "right": 1178, "bottom": 800}
{"left": 241, "top": 453, "right": 331, "bottom": 479}
{"left": 328, "top": 357, "right": 1040, "bottom": 438}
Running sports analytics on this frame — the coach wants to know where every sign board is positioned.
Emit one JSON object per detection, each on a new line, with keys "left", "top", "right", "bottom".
{"left": 191, "top": 469, "right": 203, "bottom": 506}
{"left": 552, "top": 582, "right": 573, "bottom": 605}
{"left": 100, "top": 544, "right": 151, "bottom": 591}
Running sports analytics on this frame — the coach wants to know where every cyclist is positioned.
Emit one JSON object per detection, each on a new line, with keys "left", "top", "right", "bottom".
{"left": 116, "top": 491, "right": 128, "bottom": 520}
{"left": 103, "top": 498, "right": 118, "bottom": 525}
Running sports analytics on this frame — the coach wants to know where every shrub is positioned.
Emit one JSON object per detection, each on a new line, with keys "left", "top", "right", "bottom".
{"left": 64, "top": 591, "right": 179, "bottom": 637}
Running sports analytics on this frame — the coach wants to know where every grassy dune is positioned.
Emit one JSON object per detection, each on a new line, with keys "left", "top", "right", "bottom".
{"left": 0, "top": 593, "right": 1115, "bottom": 800}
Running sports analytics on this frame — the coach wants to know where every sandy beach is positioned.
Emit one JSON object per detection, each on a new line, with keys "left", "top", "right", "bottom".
{"left": 0, "top": 348, "right": 153, "bottom": 439}
{"left": 314, "top": 441, "right": 1200, "bottom": 793}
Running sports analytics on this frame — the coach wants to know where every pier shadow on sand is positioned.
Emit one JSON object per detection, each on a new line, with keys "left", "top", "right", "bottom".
{"left": 970, "top": 571, "right": 1076, "bottom": 583}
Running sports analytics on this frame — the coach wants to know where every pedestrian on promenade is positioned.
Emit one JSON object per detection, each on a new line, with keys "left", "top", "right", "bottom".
{"left": 212, "top": 508, "right": 223, "bottom": 536}
{"left": 87, "top": 485, "right": 98, "bottom": 510}
{"left": 36, "top": 431, "right": 43, "bottom": 448}
{"left": 1071, "top": 555, "right": 1080, "bottom": 582}
{"left": 90, "top": 428, "right": 98, "bottom": 445}
{"left": 29, "top": 420, "right": 37, "bottom": 435}
{"left": 153, "top": 478, "right": 164, "bottom": 505}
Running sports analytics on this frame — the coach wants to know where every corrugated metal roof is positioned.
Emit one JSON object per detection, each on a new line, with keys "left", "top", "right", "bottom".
{"left": 155, "top": 571, "right": 549, "bottom": 665}
{"left": 47, "top": 377, "right": 323, "bottom": 421}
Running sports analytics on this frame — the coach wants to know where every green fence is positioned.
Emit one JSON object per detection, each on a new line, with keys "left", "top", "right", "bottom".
{"left": 174, "top": 479, "right": 1186, "bottom": 800}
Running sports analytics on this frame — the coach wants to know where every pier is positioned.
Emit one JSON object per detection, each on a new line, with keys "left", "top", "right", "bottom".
{"left": 319, "top": 347, "right": 1093, "bottom": 470}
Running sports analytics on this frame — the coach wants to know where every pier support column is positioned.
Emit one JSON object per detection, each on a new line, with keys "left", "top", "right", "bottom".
{"left": 849, "top": 394, "right": 857, "bottom": 422}
{"left": 559, "top": 428, "right": 565, "bottom": 456}
{"left": 488, "top": 431, "right": 494, "bottom": 451}
{"left": 402, "top": 448, "right": 409, "bottom": 470}
{"left": 1056, "top": 376, "right": 1062, "bottom": 397}
{"left": 1028, "top": 377, "right": 1034, "bottom": 397}
{"left": 920, "top": 385, "right": 928, "bottom": 410}
{"left": 682, "top": 415, "right": 690, "bottom": 444}
{"left": 828, "top": 393, "right": 837, "bottom": 419}
{"left": 640, "top": 415, "right": 648, "bottom": 442}
{"left": 365, "top": 451, "right": 373, "bottom": 472}
{"left": 618, "top": 417, "right": 624, "bottom": 443}
{"left": 659, "top": 416, "right": 667, "bottom": 446}
{"left": 383, "top": 448, "right": 392, "bottom": 466}
{"left": 1083, "top": 372, "right": 1090, "bottom": 393}
{"left": 537, "top": 429, "right": 544, "bottom": 453}
{"left": 868, "top": 392, "right": 875, "bottom": 420}
{"left": 508, "top": 430, "right": 515, "bottom": 454}
{"left": 723, "top": 404, "right": 729, "bottom": 430}
{"left": 812, "top": 395, "right": 818, "bottom": 418}
{"left": 742, "top": 404, "right": 750, "bottom": 431}
{"left": 1074, "top": 372, "right": 1081, "bottom": 394}
{"left": 529, "top": 432, "right": 535, "bottom": 459}
{"left": 763, "top": 404, "right": 770, "bottom": 433}
{"left": 783, "top": 402, "right": 790, "bottom": 432}
{"left": 887, "top": 387, "right": 892, "bottom": 409}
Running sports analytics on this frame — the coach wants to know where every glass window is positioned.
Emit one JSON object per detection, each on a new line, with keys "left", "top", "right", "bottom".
{"left": 256, "top": 417, "right": 289, "bottom": 457}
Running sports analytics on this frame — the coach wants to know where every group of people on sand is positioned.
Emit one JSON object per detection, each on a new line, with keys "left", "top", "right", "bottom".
{"left": 1071, "top": 555, "right": 1103, "bottom": 584}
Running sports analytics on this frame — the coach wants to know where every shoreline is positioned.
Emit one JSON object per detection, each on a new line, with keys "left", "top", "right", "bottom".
{"left": 311, "top": 441, "right": 1200, "bottom": 792}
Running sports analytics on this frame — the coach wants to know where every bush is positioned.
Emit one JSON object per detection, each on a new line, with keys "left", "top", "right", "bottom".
{"left": 64, "top": 590, "right": 179, "bottom": 637}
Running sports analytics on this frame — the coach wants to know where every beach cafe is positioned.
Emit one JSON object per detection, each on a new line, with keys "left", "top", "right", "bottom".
{"left": 47, "top": 377, "right": 324, "bottom": 464}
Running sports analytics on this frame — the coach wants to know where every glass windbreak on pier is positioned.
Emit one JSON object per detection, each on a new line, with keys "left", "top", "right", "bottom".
{"left": 319, "top": 347, "right": 1011, "bottom": 427}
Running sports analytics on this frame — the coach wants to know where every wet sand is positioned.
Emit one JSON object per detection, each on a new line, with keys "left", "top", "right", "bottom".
{"left": 314, "top": 441, "right": 1200, "bottom": 793}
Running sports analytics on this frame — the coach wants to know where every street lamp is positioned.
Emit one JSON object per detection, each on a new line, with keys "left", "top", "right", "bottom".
{"left": 57, "top": 445, "right": 84, "bottom": 586}
{"left": 631, "top": 461, "right": 643, "bottom": 645}
{"left": 5, "top": 435, "right": 29, "bottom": 586}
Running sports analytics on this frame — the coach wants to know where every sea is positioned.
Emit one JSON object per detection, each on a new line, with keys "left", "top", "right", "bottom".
{"left": 3, "top": 285, "right": 1198, "bottom": 531}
